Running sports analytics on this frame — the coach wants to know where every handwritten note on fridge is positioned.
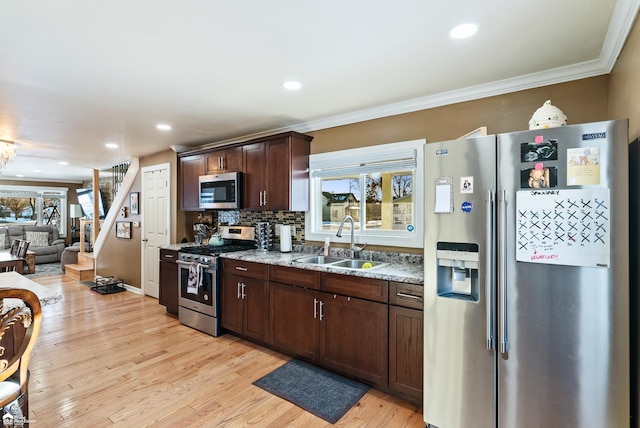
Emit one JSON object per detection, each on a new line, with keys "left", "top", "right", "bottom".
{"left": 515, "top": 189, "right": 610, "bottom": 268}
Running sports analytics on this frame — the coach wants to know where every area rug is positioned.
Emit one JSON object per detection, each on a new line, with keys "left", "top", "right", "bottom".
{"left": 24, "top": 262, "right": 63, "bottom": 278}
{"left": 252, "top": 359, "right": 369, "bottom": 424}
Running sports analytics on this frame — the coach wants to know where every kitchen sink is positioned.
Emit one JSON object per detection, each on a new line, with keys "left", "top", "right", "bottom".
{"left": 293, "top": 256, "right": 385, "bottom": 270}
{"left": 330, "top": 259, "right": 384, "bottom": 270}
{"left": 293, "top": 256, "right": 346, "bottom": 264}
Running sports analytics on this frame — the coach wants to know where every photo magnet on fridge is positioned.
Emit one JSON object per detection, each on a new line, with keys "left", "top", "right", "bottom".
{"left": 521, "top": 165, "right": 558, "bottom": 189}
{"left": 460, "top": 176, "right": 474, "bottom": 194}
{"left": 520, "top": 138, "right": 558, "bottom": 162}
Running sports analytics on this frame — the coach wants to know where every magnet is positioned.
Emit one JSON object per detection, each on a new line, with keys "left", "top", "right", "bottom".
{"left": 407, "top": 224, "right": 414, "bottom": 232}
{"left": 461, "top": 201, "right": 473, "bottom": 213}
{"left": 460, "top": 176, "right": 474, "bottom": 194}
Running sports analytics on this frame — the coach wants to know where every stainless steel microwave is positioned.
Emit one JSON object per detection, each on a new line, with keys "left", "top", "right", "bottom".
{"left": 199, "top": 171, "right": 242, "bottom": 210}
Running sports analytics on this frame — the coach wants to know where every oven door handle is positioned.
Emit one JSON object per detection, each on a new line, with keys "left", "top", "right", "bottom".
{"left": 177, "top": 260, "right": 212, "bottom": 270}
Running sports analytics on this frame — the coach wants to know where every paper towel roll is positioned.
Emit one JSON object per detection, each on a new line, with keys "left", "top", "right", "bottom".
{"left": 280, "top": 225, "right": 292, "bottom": 253}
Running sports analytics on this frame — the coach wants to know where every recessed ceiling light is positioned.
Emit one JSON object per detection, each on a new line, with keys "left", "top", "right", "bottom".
{"left": 33, "top": 169, "right": 41, "bottom": 173}
{"left": 16, "top": 174, "right": 24, "bottom": 178}
{"left": 283, "top": 81, "right": 302, "bottom": 90}
{"left": 105, "top": 143, "right": 118, "bottom": 149}
{"left": 59, "top": 161, "right": 69, "bottom": 165}
{"left": 156, "top": 123, "right": 172, "bottom": 131}
{"left": 448, "top": 23, "right": 478, "bottom": 39}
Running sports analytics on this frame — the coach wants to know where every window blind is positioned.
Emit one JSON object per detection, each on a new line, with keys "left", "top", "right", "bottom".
{"left": 311, "top": 149, "right": 416, "bottom": 178}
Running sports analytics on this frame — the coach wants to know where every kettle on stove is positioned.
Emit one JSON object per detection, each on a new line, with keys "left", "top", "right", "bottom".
{"left": 210, "top": 232, "right": 224, "bottom": 246}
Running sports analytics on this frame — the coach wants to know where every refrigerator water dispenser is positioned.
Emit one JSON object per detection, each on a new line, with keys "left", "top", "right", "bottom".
{"left": 436, "top": 242, "right": 479, "bottom": 301}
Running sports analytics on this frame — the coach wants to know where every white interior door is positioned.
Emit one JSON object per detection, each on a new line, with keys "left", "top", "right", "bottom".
{"left": 141, "top": 163, "right": 170, "bottom": 298}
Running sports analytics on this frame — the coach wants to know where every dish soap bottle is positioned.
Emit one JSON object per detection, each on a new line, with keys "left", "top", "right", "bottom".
{"left": 324, "top": 238, "right": 330, "bottom": 256}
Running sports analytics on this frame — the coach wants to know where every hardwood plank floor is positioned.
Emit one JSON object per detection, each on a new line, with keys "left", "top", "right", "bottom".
{"left": 27, "top": 275, "right": 424, "bottom": 427}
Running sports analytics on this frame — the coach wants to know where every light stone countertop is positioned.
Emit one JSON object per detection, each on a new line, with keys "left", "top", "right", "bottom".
{"left": 219, "top": 249, "right": 423, "bottom": 285}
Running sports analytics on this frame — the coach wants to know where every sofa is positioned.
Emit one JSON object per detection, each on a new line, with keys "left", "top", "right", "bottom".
{"left": 0, "top": 225, "right": 65, "bottom": 264}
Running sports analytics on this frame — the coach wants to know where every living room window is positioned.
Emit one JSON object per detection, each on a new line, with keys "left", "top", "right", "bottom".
{"left": 305, "top": 139, "right": 424, "bottom": 248}
{"left": 0, "top": 185, "right": 68, "bottom": 236}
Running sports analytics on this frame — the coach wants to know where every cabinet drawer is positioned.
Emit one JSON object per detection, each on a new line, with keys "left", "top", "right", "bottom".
{"left": 321, "top": 272, "right": 388, "bottom": 303}
{"left": 389, "top": 282, "right": 423, "bottom": 310}
{"left": 160, "top": 249, "right": 178, "bottom": 262}
{"left": 222, "top": 259, "right": 268, "bottom": 279}
{"left": 270, "top": 265, "right": 320, "bottom": 289}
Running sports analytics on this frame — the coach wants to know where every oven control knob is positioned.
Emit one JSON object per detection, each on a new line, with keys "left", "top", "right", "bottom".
{"left": 204, "top": 294, "right": 209, "bottom": 301}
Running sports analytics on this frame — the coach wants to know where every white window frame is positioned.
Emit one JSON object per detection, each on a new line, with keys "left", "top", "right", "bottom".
{"left": 0, "top": 185, "right": 69, "bottom": 236}
{"left": 305, "top": 139, "right": 424, "bottom": 249}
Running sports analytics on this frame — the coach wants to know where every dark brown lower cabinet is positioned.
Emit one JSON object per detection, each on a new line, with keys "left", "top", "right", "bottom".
{"left": 159, "top": 249, "right": 178, "bottom": 315}
{"left": 270, "top": 282, "right": 320, "bottom": 360}
{"left": 220, "top": 272, "right": 269, "bottom": 343}
{"left": 270, "top": 280, "right": 388, "bottom": 386}
{"left": 320, "top": 293, "right": 388, "bottom": 386}
{"left": 389, "top": 305, "right": 423, "bottom": 401}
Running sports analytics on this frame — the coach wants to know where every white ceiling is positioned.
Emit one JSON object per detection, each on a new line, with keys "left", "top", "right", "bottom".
{"left": 0, "top": 0, "right": 638, "bottom": 182}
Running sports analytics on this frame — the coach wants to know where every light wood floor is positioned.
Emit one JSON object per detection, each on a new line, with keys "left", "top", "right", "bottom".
{"left": 27, "top": 274, "right": 424, "bottom": 427}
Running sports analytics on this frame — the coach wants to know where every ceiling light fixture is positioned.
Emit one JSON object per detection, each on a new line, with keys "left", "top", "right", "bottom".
{"left": 0, "top": 139, "right": 16, "bottom": 169}
{"left": 448, "top": 23, "right": 478, "bottom": 39}
{"left": 105, "top": 143, "right": 119, "bottom": 149}
{"left": 156, "top": 123, "right": 172, "bottom": 131}
{"left": 283, "top": 81, "right": 302, "bottom": 90}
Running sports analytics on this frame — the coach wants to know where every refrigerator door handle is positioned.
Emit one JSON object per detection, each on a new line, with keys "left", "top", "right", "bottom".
{"left": 498, "top": 190, "right": 508, "bottom": 354}
{"left": 485, "top": 189, "right": 494, "bottom": 350}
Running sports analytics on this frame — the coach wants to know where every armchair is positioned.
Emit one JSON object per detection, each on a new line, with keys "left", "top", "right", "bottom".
{"left": 0, "top": 288, "right": 41, "bottom": 424}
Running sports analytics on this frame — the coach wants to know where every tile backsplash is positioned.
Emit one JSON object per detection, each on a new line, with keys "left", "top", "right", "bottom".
{"left": 216, "top": 210, "right": 306, "bottom": 245}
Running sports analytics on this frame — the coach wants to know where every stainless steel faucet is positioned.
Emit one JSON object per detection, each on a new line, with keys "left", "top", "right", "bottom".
{"left": 336, "top": 215, "right": 366, "bottom": 258}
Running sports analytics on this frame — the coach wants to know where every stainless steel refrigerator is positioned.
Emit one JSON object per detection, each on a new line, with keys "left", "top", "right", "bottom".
{"left": 423, "top": 119, "right": 631, "bottom": 428}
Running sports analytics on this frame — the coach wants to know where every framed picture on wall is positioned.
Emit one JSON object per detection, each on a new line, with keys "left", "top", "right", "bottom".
{"left": 130, "top": 192, "right": 139, "bottom": 215}
{"left": 116, "top": 221, "right": 131, "bottom": 239}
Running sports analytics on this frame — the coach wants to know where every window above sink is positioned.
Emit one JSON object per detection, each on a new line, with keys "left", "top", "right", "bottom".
{"left": 305, "top": 139, "right": 425, "bottom": 249}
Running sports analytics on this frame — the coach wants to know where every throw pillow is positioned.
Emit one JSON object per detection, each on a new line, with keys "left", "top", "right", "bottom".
{"left": 25, "top": 231, "right": 50, "bottom": 248}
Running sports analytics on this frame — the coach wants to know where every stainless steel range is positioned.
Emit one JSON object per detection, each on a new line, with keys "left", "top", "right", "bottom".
{"left": 177, "top": 225, "right": 255, "bottom": 336}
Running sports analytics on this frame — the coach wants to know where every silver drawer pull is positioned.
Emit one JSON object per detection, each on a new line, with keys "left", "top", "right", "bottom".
{"left": 235, "top": 266, "right": 248, "bottom": 271}
{"left": 163, "top": 255, "right": 175, "bottom": 259}
{"left": 396, "top": 292, "right": 421, "bottom": 300}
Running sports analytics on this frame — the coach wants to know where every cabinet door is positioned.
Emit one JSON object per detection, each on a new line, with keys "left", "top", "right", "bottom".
{"left": 265, "top": 137, "right": 290, "bottom": 210}
{"left": 223, "top": 147, "right": 242, "bottom": 172}
{"left": 321, "top": 293, "right": 388, "bottom": 386}
{"left": 242, "top": 142, "right": 266, "bottom": 210}
{"left": 243, "top": 276, "right": 269, "bottom": 343}
{"left": 220, "top": 273, "right": 243, "bottom": 334}
{"left": 389, "top": 306, "right": 423, "bottom": 400}
{"left": 179, "top": 155, "right": 205, "bottom": 211}
{"left": 270, "top": 282, "right": 320, "bottom": 360}
{"left": 159, "top": 259, "right": 178, "bottom": 315}
{"left": 206, "top": 147, "right": 242, "bottom": 173}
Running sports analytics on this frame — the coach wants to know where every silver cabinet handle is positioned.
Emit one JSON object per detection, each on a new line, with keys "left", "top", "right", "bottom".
{"left": 241, "top": 282, "right": 246, "bottom": 299}
{"left": 263, "top": 191, "right": 267, "bottom": 206}
{"left": 396, "top": 292, "right": 421, "bottom": 300}
{"left": 319, "top": 300, "right": 324, "bottom": 321}
{"left": 485, "top": 189, "right": 495, "bottom": 351}
{"left": 235, "top": 266, "right": 248, "bottom": 271}
{"left": 498, "top": 190, "right": 508, "bottom": 355}
{"left": 313, "top": 298, "right": 318, "bottom": 319}
{"left": 237, "top": 281, "right": 241, "bottom": 299}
